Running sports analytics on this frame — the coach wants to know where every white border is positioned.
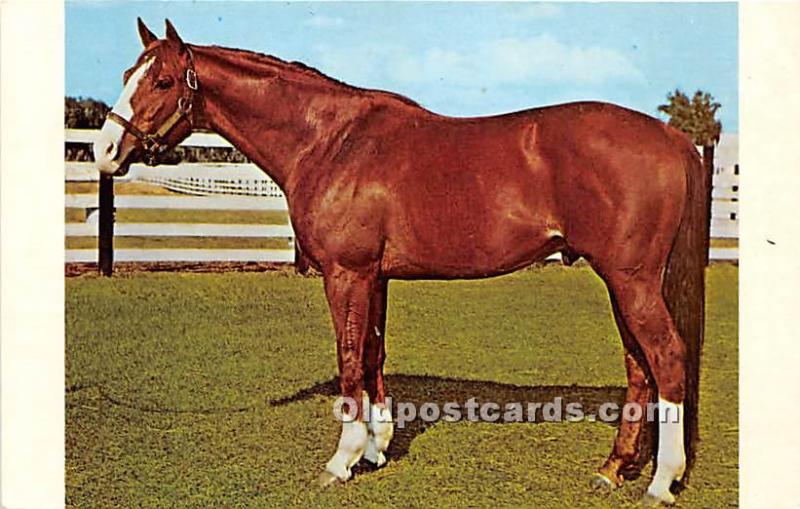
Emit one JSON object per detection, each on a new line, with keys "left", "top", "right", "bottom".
{"left": 2, "top": 2, "right": 800, "bottom": 508}
{"left": 1, "top": 0, "right": 65, "bottom": 507}
{"left": 739, "top": 3, "right": 800, "bottom": 508}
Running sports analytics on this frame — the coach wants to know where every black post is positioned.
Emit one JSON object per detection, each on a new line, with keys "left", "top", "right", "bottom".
{"left": 98, "top": 175, "right": 115, "bottom": 276}
{"left": 702, "top": 144, "right": 715, "bottom": 267}
{"left": 294, "top": 242, "right": 310, "bottom": 275}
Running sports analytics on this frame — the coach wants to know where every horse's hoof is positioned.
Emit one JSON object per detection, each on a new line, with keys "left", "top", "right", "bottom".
{"left": 316, "top": 470, "right": 343, "bottom": 488}
{"left": 641, "top": 491, "right": 676, "bottom": 507}
{"left": 363, "top": 451, "right": 387, "bottom": 468}
{"left": 589, "top": 473, "right": 615, "bottom": 493}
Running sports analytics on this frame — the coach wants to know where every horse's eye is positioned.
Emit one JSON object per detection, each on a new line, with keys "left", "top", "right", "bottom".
{"left": 155, "top": 76, "right": 175, "bottom": 90}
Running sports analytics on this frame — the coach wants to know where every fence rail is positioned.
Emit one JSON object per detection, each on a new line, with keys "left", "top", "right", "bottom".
{"left": 65, "top": 194, "right": 288, "bottom": 211}
{"left": 65, "top": 129, "right": 738, "bottom": 269}
{"left": 66, "top": 128, "right": 233, "bottom": 148}
{"left": 65, "top": 223, "right": 294, "bottom": 238}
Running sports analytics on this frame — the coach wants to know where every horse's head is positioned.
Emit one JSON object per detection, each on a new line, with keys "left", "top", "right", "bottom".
{"left": 94, "top": 19, "right": 198, "bottom": 176}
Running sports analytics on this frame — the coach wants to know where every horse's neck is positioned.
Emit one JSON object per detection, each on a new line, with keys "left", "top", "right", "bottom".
{"left": 192, "top": 46, "right": 365, "bottom": 193}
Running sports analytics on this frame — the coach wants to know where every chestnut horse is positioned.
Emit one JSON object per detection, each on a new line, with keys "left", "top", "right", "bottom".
{"left": 95, "top": 20, "right": 708, "bottom": 505}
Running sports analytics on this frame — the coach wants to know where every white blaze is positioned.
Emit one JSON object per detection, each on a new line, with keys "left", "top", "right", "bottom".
{"left": 93, "top": 57, "right": 155, "bottom": 174}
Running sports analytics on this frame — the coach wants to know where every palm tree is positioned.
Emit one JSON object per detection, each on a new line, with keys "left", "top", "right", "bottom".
{"left": 657, "top": 89, "right": 722, "bottom": 146}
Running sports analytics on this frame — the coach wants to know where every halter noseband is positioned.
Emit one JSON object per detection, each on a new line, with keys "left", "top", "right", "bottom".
{"left": 107, "top": 48, "right": 199, "bottom": 169}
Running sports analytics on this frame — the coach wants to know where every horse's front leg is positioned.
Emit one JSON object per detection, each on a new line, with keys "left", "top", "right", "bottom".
{"left": 363, "top": 277, "right": 393, "bottom": 467}
{"left": 318, "top": 265, "right": 378, "bottom": 485}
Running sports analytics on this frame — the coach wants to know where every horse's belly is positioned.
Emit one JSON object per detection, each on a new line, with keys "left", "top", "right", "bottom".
{"left": 380, "top": 223, "right": 563, "bottom": 279}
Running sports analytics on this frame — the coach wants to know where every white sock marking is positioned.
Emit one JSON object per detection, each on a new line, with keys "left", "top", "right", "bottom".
{"left": 646, "top": 398, "right": 686, "bottom": 503}
{"left": 364, "top": 404, "right": 393, "bottom": 466}
{"left": 325, "top": 421, "right": 368, "bottom": 480}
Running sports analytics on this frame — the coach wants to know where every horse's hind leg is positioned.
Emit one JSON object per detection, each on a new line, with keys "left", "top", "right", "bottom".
{"left": 362, "top": 277, "right": 393, "bottom": 467}
{"left": 604, "top": 269, "right": 687, "bottom": 505}
{"left": 317, "top": 265, "right": 378, "bottom": 485}
{"left": 592, "top": 294, "right": 654, "bottom": 490}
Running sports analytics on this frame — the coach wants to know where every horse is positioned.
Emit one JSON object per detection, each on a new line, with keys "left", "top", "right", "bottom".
{"left": 94, "top": 19, "right": 708, "bottom": 506}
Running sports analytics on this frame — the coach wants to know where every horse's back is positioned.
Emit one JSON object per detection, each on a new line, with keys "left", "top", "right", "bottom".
{"left": 380, "top": 102, "right": 688, "bottom": 276}
{"left": 300, "top": 99, "right": 691, "bottom": 278}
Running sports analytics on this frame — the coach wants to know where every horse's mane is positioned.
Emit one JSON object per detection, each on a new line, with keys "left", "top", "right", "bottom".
{"left": 195, "top": 44, "right": 422, "bottom": 108}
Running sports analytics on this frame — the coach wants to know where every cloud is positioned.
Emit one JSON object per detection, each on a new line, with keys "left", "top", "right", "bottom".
{"left": 479, "top": 35, "right": 645, "bottom": 85}
{"left": 303, "top": 15, "right": 345, "bottom": 28}
{"left": 313, "top": 43, "right": 410, "bottom": 86}
{"left": 313, "top": 35, "right": 644, "bottom": 89}
{"left": 514, "top": 4, "right": 563, "bottom": 19}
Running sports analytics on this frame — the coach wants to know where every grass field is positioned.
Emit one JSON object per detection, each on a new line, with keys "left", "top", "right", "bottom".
{"left": 65, "top": 264, "right": 737, "bottom": 508}
{"left": 65, "top": 208, "right": 289, "bottom": 225}
{"left": 65, "top": 236, "right": 293, "bottom": 250}
{"left": 709, "top": 238, "right": 738, "bottom": 248}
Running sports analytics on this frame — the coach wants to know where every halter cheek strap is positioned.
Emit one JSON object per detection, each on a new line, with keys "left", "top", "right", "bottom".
{"left": 107, "top": 48, "right": 199, "bottom": 168}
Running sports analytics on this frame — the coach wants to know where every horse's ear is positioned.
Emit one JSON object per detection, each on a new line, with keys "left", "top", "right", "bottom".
{"left": 164, "top": 19, "right": 185, "bottom": 50}
{"left": 137, "top": 17, "right": 157, "bottom": 47}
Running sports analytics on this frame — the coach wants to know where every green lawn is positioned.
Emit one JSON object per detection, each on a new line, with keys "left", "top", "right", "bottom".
{"left": 65, "top": 264, "right": 738, "bottom": 508}
{"left": 65, "top": 236, "right": 292, "bottom": 250}
{"left": 65, "top": 208, "right": 289, "bottom": 225}
{"left": 710, "top": 238, "right": 738, "bottom": 248}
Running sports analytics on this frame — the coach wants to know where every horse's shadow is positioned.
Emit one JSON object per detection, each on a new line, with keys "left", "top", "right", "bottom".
{"left": 271, "top": 374, "right": 633, "bottom": 469}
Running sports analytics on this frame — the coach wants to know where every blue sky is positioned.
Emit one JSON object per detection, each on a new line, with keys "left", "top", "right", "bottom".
{"left": 66, "top": 2, "right": 738, "bottom": 131}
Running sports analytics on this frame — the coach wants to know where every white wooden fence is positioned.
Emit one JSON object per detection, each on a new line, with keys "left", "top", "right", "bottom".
{"left": 65, "top": 129, "right": 739, "bottom": 264}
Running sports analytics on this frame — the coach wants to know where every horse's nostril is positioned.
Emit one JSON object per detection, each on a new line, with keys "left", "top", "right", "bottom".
{"left": 105, "top": 142, "right": 116, "bottom": 156}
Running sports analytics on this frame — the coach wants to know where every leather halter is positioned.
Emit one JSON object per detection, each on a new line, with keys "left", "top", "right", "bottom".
{"left": 107, "top": 47, "right": 199, "bottom": 170}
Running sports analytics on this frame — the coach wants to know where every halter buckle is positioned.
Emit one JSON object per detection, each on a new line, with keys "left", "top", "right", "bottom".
{"left": 178, "top": 96, "right": 192, "bottom": 114}
{"left": 186, "top": 69, "right": 198, "bottom": 90}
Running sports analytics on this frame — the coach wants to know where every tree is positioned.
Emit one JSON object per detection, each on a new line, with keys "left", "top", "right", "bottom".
{"left": 65, "top": 96, "right": 111, "bottom": 129}
{"left": 65, "top": 97, "right": 112, "bottom": 161}
{"left": 657, "top": 89, "right": 722, "bottom": 147}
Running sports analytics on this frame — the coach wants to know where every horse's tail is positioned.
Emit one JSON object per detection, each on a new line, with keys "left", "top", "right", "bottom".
{"left": 661, "top": 136, "right": 710, "bottom": 481}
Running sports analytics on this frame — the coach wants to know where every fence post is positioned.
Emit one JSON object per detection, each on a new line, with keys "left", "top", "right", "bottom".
{"left": 701, "top": 145, "right": 715, "bottom": 266}
{"left": 98, "top": 175, "right": 115, "bottom": 276}
{"left": 294, "top": 242, "right": 310, "bottom": 275}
